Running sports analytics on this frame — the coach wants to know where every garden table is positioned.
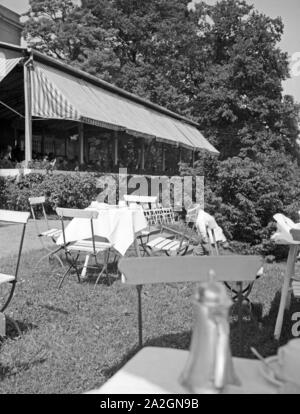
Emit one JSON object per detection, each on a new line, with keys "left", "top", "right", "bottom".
{"left": 271, "top": 214, "right": 300, "bottom": 340}
{"left": 85, "top": 347, "right": 278, "bottom": 394}
{"left": 56, "top": 202, "right": 148, "bottom": 256}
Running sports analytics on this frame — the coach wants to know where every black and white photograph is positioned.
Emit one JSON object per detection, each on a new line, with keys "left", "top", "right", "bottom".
{"left": 0, "top": 0, "right": 300, "bottom": 397}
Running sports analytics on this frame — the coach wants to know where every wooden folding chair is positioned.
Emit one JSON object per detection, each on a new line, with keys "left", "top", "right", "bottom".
{"left": 119, "top": 255, "right": 262, "bottom": 351}
{"left": 140, "top": 207, "right": 197, "bottom": 256}
{"left": 28, "top": 196, "right": 64, "bottom": 267}
{"left": 0, "top": 210, "right": 30, "bottom": 336}
{"left": 56, "top": 208, "right": 112, "bottom": 290}
{"left": 124, "top": 195, "right": 159, "bottom": 210}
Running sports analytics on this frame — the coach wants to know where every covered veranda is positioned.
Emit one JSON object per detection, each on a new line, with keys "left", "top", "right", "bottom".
{"left": 0, "top": 41, "right": 218, "bottom": 174}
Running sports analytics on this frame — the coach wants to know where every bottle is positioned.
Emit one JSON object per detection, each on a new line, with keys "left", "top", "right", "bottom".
{"left": 179, "top": 270, "right": 241, "bottom": 394}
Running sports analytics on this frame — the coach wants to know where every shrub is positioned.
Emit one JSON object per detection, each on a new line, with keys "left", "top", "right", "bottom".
{"left": 1, "top": 172, "right": 100, "bottom": 214}
{"left": 181, "top": 151, "right": 300, "bottom": 260}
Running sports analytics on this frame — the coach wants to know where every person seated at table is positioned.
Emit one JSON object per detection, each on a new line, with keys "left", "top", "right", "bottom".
{"left": 195, "top": 209, "right": 229, "bottom": 254}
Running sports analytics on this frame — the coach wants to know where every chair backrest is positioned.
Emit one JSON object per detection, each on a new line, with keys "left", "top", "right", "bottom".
{"left": 119, "top": 255, "right": 262, "bottom": 285}
{"left": 206, "top": 222, "right": 220, "bottom": 256}
{"left": 56, "top": 208, "right": 99, "bottom": 220}
{"left": 0, "top": 210, "right": 30, "bottom": 224}
{"left": 119, "top": 255, "right": 262, "bottom": 347}
{"left": 124, "top": 194, "right": 158, "bottom": 210}
{"left": 186, "top": 205, "right": 201, "bottom": 224}
{"left": 193, "top": 210, "right": 220, "bottom": 256}
{"left": 28, "top": 196, "right": 49, "bottom": 233}
{"left": 0, "top": 210, "right": 30, "bottom": 282}
{"left": 56, "top": 207, "right": 99, "bottom": 254}
{"left": 143, "top": 207, "right": 175, "bottom": 226}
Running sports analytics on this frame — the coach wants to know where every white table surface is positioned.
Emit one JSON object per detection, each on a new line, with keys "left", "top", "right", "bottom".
{"left": 85, "top": 347, "right": 279, "bottom": 394}
{"left": 56, "top": 203, "right": 148, "bottom": 256}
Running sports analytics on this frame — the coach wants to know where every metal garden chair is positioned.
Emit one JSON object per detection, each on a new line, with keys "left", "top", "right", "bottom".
{"left": 118, "top": 255, "right": 262, "bottom": 350}
{"left": 56, "top": 207, "right": 112, "bottom": 290}
{"left": 0, "top": 209, "right": 30, "bottom": 336}
{"left": 194, "top": 220, "right": 264, "bottom": 336}
{"left": 28, "top": 196, "right": 64, "bottom": 267}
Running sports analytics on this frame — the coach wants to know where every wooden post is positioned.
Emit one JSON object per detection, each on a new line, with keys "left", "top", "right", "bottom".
{"left": 192, "top": 149, "right": 195, "bottom": 166}
{"left": 24, "top": 59, "right": 32, "bottom": 166}
{"left": 78, "top": 123, "right": 84, "bottom": 164}
{"left": 162, "top": 144, "right": 166, "bottom": 172}
{"left": 179, "top": 148, "right": 182, "bottom": 164}
{"left": 41, "top": 128, "right": 45, "bottom": 156}
{"left": 113, "top": 132, "right": 118, "bottom": 166}
{"left": 141, "top": 139, "right": 145, "bottom": 170}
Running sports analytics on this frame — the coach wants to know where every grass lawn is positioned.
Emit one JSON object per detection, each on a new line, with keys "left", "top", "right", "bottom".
{"left": 0, "top": 248, "right": 299, "bottom": 394}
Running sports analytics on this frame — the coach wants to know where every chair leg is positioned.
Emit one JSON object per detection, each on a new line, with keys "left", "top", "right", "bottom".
{"left": 92, "top": 251, "right": 110, "bottom": 291}
{"left": 36, "top": 246, "right": 64, "bottom": 269}
{"left": 237, "top": 282, "right": 244, "bottom": 356}
{"left": 72, "top": 254, "right": 81, "bottom": 283}
{"left": 57, "top": 265, "right": 72, "bottom": 289}
{"left": 81, "top": 255, "right": 90, "bottom": 279}
{"left": 137, "top": 285, "right": 143, "bottom": 348}
{"left": 92, "top": 267, "right": 106, "bottom": 292}
{"left": 5, "top": 315, "right": 22, "bottom": 337}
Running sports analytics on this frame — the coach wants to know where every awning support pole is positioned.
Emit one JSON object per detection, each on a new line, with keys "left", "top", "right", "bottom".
{"left": 114, "top": 132, "right": 118, "bottom": 166}
{"left": 192, "top": 149, "right": 195, "bottom": 166}
{"left": 162, "top": 144, "right": 166, "bottom": 171}
{"left": 141, "top": 139, "right": 145, "bottom": 170}
{"left": 24, "top": 58, "right": 33, "bottom": 166}
{"left": 79, "top": 123, "right": 84, "bottom": 164}
{"left": 179, "top": 148, "right": 182, "bottom": 164}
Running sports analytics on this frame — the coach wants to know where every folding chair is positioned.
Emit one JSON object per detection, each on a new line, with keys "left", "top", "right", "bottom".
{"left": 124, "top": 195, "right": 159, "bottom": 210}
{"left": 198, "top": 221, "right": 264, "bottom": 327}
{"left": 0, "top": 210, "right": 30, "bottom": 336}
{"left": 56, "top": 208, "right": 112, "bottom": 290}
{"left": 185, "top": 204, "right": 201, "bottom": 225}
{"left": 119, "top": 255, "right": 262, "bottom": 350}
{"left": 139, "top": 207, "right": 197, "bottom": 256}
{"left": 28, "top": 197, "right": 64, "bottom": 267}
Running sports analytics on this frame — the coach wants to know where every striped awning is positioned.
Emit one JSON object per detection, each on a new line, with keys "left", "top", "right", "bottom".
{"left": 30, "top": 61, "right": 218, "bottom": 153}
{"left": 0, "top": 57, "right": 21, "bottom": 82}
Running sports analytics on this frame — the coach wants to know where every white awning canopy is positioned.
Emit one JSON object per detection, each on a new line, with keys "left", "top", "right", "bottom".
{"left": 0, "top": 56, "right": 21, "bottom": 82}
{"left": 30, "top": 60, "right": 218, "bottom": 153}
{"left": 0, "top": 42, "right": 219, "bottom": 154}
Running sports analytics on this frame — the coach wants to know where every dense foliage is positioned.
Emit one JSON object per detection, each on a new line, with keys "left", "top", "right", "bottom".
{"left": 1, "top": 172, "right": 100, "bottom": 214}
{"left": 22, "top": 0, "right": 300, "bottom": 257}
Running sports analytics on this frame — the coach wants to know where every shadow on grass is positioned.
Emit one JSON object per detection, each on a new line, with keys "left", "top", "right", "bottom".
{"left": 101, "top": 331, "right": 192, "bottom": 380}
{"left": 40, "top": 303, "right": 69, "bottom": 315}
{"left": 231, "top": 290, "right": 300, "bottom": 358}
{"left": 3, "top": 319, "right": 39, "bottom": 340}
{"left": 54, "top": 258, "right": 121, "bottom": 288}
{"left": 103, "top": 290, "right": 300, "bottom": 381}
{"left": 0, "top": 357, "right": 47, "bottom": 381}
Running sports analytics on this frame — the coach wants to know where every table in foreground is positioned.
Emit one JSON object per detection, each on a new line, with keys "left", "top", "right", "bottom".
{"left": 271, "top": 214, "right": 300, "bottom": 339}
{"left": 85, "top": 347, "right": 277, "bottom": 394}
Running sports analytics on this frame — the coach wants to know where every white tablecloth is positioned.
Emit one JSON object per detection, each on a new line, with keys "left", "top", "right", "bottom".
{"left": 56, "top": 202, "right": 148, "bottom": 256}
{"left": 85, "top": 347, "right": 279, "bottom": 394}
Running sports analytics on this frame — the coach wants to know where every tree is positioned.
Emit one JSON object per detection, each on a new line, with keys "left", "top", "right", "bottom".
{"left": 23, "top": 0, "right": 300, "bottom": 252}
{"left": 189, "top": 0, "right": 299, "bottom": 160}
{"left": 23, "top": 0, "right": 116, "bottom": 64}
{"left": 24, "top": 0, "right": 299, "bottom": 158}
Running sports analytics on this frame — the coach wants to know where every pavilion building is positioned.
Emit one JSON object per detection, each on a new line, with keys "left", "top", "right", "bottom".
{"left": 0, "top": 41, "right": 218, "bottom": 175}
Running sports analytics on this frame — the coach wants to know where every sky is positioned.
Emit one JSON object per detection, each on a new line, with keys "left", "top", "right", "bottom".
{"left": 1, "top": 0, "right": 300, "bottom": 101}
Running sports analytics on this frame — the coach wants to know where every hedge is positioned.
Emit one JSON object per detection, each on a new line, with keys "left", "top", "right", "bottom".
{"left": 0, "top": 172, "right": 102, "bottom": 215}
